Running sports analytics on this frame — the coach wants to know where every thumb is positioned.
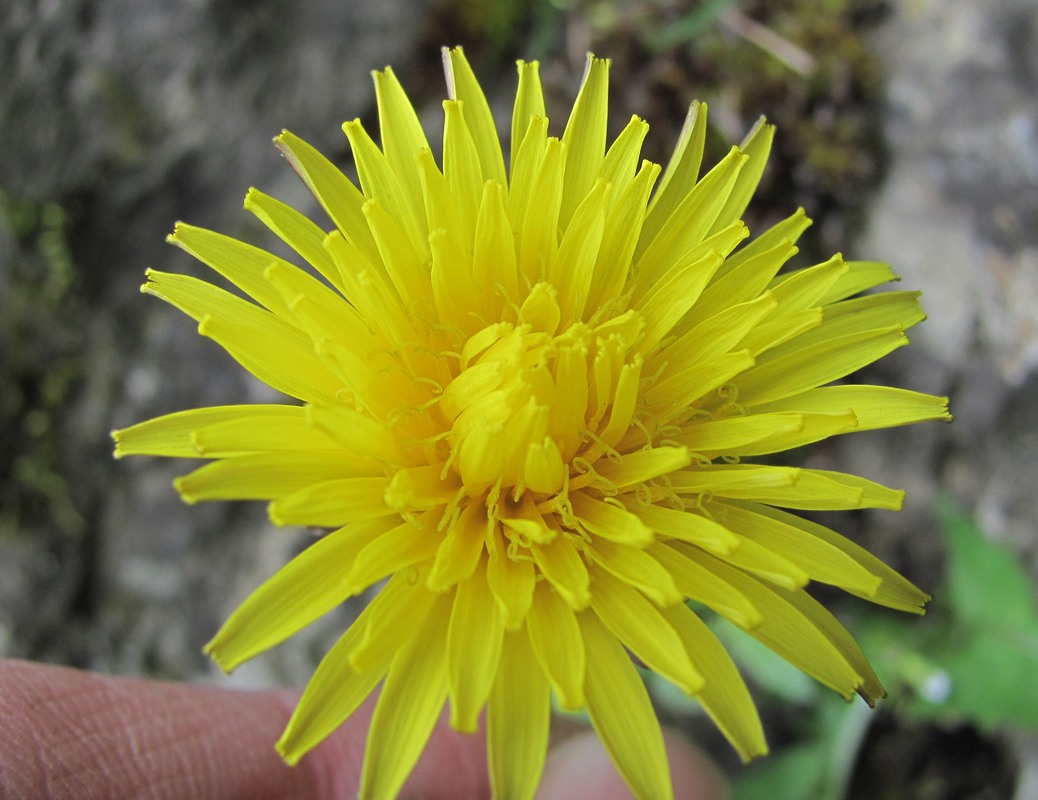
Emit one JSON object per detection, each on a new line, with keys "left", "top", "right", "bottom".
{"left": 537, "top": 729, "right": 729, "bottom": 800}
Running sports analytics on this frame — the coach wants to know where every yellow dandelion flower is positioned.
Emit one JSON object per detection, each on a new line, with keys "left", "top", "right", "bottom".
{"left": 113, "top": 47, "right": 950, "bottom": 800}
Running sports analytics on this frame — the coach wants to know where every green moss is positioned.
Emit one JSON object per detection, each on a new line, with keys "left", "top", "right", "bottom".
{"left": 593, "top": 0, "right": 891, "bottom": 258}
{"left": 0, "top": 188, "right": 85, "bottom": 540}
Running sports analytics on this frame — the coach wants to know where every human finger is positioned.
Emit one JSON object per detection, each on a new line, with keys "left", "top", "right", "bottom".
{"left": 537, "top": 728, "right": 729, "bottom": 800}
{"left": 0, "top": 659, "right": 490, "bottom": 800}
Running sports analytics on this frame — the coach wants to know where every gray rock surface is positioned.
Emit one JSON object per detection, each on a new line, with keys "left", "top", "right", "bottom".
{"left": 860, "top": 0, "right": 1038, "bottom": 568}
{"left": 1, "top": 0, "right": 436, "bottom": 683}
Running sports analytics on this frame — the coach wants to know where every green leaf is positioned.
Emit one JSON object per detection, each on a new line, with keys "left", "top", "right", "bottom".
{"left": 733, "top": 744, "right": 828, "bottom": 800}
{"left": 936, "top": 497, "right": 1037, "bottom": 630}
{"left": 857, "top": 500, "right": 1038, "bottom": 732}
{"left": 925, "top": 629, "right": 1038, "bottom": 729}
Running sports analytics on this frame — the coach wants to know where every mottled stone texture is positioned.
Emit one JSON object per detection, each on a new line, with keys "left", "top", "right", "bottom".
{"left": 1, "top": 0, "right": 434, "bottom": 682}
{"left": 858, "top": 0, "right": 1038, "bottom": 566}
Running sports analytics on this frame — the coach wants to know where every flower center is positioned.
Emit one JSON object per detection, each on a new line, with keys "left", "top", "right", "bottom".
{"left": 421, "top": 279, "right": 646, "bottom": 523}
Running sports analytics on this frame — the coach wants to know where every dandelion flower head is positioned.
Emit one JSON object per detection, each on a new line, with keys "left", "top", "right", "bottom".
{"left": 114, "top": 47, "right": 950, "bottom": 800}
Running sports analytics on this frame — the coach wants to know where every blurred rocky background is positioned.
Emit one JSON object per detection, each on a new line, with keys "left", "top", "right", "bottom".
{"left": 2, "top": 0, "right": 1036, "bottom": 797}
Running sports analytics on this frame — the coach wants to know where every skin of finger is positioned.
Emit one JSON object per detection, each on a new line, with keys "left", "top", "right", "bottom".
{"left": 0, "top": 659, "right": 490, "bottom": 800}
{"left": 536, "top": 729, "right": 730, "bottom": 800}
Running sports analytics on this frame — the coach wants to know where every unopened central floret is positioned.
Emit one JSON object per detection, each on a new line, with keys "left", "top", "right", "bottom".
{"left": 435, "top": 280, "right": 646, "bottom": 497}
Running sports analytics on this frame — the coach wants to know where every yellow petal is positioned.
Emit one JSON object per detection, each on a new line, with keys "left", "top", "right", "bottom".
{"left": 773, "top": 582, "right": 885, "bottom": 704}
{"left": 560, "top": 55, "right": 610, "bottom": 227}
{"left": 175, "top": 452, "right": 378, "bottom": 503}
{"left": 589, "top": 566, "right": 702, "bottom": 693}
{"left": 817, "top": 260, "right": 899, "bottom": 305}
{"left": 275, "top": 586, "right": 408, "bottom": 765}
{"left": 524, "top": 436, "right": 566, "bottom": 495}
{"left": 712, "top": 535, "right": 810, "bottom": 591}
{"left": 675, "top": 411, "right": 806, "bottom": 455}
{"left": 447, "top": 561, "right": 504, "bottom": 732}
{"left": 430, "top": 235, "right": 480, "bottom": 333}
{"left": 587, "top": 160, "right": 660, "bottom": 311}
{"left": 795, "top": 468, "right": 905, "bottom": 510}
{"left": 384, "top": 464, "right": 462, "bottom": 510}
{"left": 526, "top": 581, "right": 586, "bottom": 709}
{"left": 749, "top": 385, "right": 952, "bottom": 431}
{"left": 322, "top": 231, "right": 413, "bottom": 344}
{"left": 473, "top": 180, "right": 519, "bottom": 308}
{"left": 650, "top": 541, "right": 763, "bottom": 628}
{"left": 345, "top": 511, "right": 444, "bottom": 593}
{"left": 518, "top": 136, "right": 564, "bottom": 285}
{"left": 417, "top": 148, "right": 466, "bottom": 252}
{"left": 167, "top": 222, "right": 292, "bottom": 317}
{"left": 348, "top": 567, "right": 437, "bottom": 673}
{"left": 442, "top": 99, "right": 483, "bottom": 243}
{"left": 634, "top": 146, "right": 747, "bottom": 293}
{"left": 552, "top": 179, "right": 607, "bottom": 323}
{"left": 641, "top": 101, "right": 707, "bottom": 252}
{"left": 711, "top": 499, "right": 884, "bottom": 596}
{"left": 650, "top": 292, "right": 776, "bottom": 375}
{"left": 591, "top": 538, "right": 683, "bottom": 605}
{"left": 372, "top": 66, "right": 430, "bottom": 230}
{"left": 359, "top": 590, "right": 452, "bottom": 800}
{"left": 736, "top": 307, "right": 822, "bottom": 358}
{"left": 580, "top": 609, "right": 675, "bottom": 800}
{"left": 244, "top": 188, "right": 342, "bottom": 294}
{"left": 670, "top": 464, "right": 904, "bottom": 511}
{"left": 427, "top": 501, "right": 488, "bottom": 591}
{"left": 672, "top": 543, "right": 865, "bottom": 698}
{"left": 510, "top": 60, "right": 545, "bottom": 175}
{"left": 508, "top": 115, "right": 549, "bottom": 231}
{"left": 722, "top": 500, "right": 931, "bottom": 612}
{"left": 735, "top": 326, "right": 909, "bottom": 407}
{"left": 598, "top": 356, "right": 644, "bottom": 449}
{"left": 599, "top": 115, "right": 649, "bottom": 202}
{"left": 443, "top": 46, "right": 507, "bottom": 186}
{"left": 717, "top": 207, "right": 812, "bottom": 281}
{"left": 113, "top": 404, "right": 303, "bottom": 459}
{"left": 487, "top": 525, "right": 536, "bottom": 629}
{"left": 306, "top": 403, "right": 414, "bottom": 466}
{"left": 592, "top": 445, "right": 690, "bottom": 490}
{"left": 190, "top": 413, "right": 342, "bottom": 456}
{"left": 794, "top": 291, "right": 926, "bottom": 351}
{"left": 718, "top": 411, "right": 859, "bottom": 458}
{"left": 661, "top": 603, "right": 767, "bottom": 761}
{"left": 205, "top": 518, "right": 394, "bottom": 672}
{"left": 530, "top": 534, "right": 591, "bottom": 610}
{"left": 262, "top": 259, "right": 371, "bottom": 347}
{"left": 643, "top": 350, "right": 755, "bottom": 421}
{"left": 550, "top": 332, "right": 590, "bottom": 458}
{"left": 570, "top": 492, "right": 654, "bottom": 546}
{"left": 500, "top": 497, "right": 555, "bottom": 546}
{"left": 487, "top": 625, "right": 551, "bottom": 800}
{"left": 361, "top": 197, "right": 430, "bottom": 306}
{"left": 622, "top": 499, "right": 740, "bottom": 554}
{"left": 768, "top": 253, "right": 849, "bottom": 312}
{"left": 634, "top": 243, "right": 729, "bottom": 356}
{"left": 709, "top": 116, "right": 775, "bottom": 234}
{"left": 143, "top": 270, "right": 343, "bottom": 404}
{"left": 688, "top": 239, "right": 797, "bottom": 328}
{"left": 669, "top": 463, "right": 795, "bottom": 497}
{"left": 275, "top": 130, "right": 381, "bottom": 268}
{"left": 268, "top": 476, "right": 394, "bottom": 527}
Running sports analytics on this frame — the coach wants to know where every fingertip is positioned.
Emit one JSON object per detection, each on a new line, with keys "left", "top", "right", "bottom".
{"left": 664, "top": 730, "right": 731, "bottom": 800}
{"left": 537, "top": 728, "right": 728, "bottom": 800}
